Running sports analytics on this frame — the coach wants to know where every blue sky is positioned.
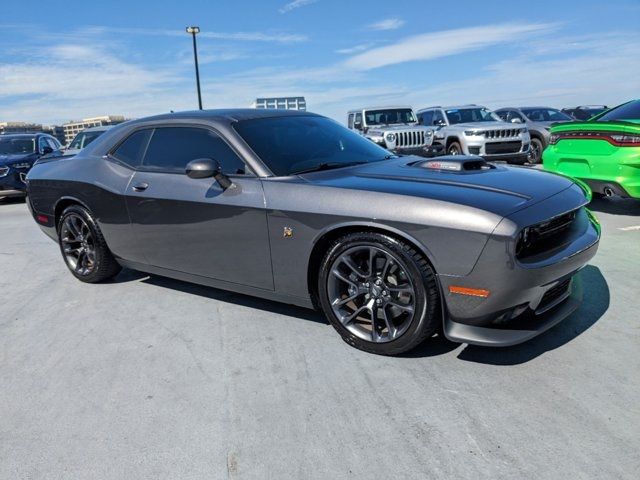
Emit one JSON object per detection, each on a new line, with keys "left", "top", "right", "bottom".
{"left": 1, "top": 0, "right": 639, "bottom": 124}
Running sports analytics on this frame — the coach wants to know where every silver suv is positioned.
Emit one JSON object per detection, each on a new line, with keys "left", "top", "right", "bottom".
{"left": 416, "top": 105, "right": 530, "bottom": 165}
{"left": 347, "top": 106, "right": 443, "bottom": 157}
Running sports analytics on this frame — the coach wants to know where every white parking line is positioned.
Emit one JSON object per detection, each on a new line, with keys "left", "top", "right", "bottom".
{"left": 618, "top": 225, "right": 640, "bottom": 231}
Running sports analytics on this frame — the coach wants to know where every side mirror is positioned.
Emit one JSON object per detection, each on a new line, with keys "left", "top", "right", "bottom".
{"left": 511, "top": 117, "right": 523, "bottom": 124}
{"left": 433, "top": 119, "right": 446, "bottom": 127}
{"left": 186, "top": 158, "right": 233, "bottom": 190}
{"left": 354, "top": 121, "right": 363, "bottom": 131}
{"left": 41, "top": 146, "right": 54, "bottom": 155}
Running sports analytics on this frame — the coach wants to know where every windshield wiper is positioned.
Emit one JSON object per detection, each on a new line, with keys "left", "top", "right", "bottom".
{"left": 292, "top": 161, "right": 367, "bottom": 175}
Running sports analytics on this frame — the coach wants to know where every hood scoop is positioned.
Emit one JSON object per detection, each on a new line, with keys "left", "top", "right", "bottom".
{"left": 411, "top": 155, "right": 494, "bottom": 173}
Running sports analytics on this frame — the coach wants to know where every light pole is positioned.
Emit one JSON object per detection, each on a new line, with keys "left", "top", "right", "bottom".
{"left": 186, "top": 26, "right": 203, "bottom": 110}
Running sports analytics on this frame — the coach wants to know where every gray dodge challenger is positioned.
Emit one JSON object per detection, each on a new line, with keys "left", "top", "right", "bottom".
{"left": 26, "top": 109, "right": 600, "bottom": 355}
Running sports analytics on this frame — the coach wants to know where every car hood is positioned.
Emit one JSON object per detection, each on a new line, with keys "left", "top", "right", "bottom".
{"left": 369, "top": 124, "right": 427, "bottom": 132}
{"left": 448, "top": 121, "right": 516, "bottom": 130}
{"left": 0, "top": 152, "right": 36, "bottom": 165}
{"left": 300, "top": 157, "right": 577, "bottom": 217}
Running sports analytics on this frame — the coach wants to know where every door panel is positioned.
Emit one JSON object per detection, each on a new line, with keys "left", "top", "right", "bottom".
{"left": 126, "top": 172, "right": 274, "bottom": 290}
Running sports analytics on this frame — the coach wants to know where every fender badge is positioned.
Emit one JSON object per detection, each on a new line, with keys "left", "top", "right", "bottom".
{"left": 283, "top": 226, "right": 294, "bottom": 238}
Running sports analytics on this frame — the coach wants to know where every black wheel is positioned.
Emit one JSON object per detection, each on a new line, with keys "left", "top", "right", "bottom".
{"left": 58, "top": 205, "right": 121, "bottom": 283}
{"left": 447, "top": 141, "right": 462, "bottom": 155}
{"left": 318, "top": 232, "right": 441, "bottom": 355}
{"left": 529, "top": 137, "right": 544, "bottom": 164}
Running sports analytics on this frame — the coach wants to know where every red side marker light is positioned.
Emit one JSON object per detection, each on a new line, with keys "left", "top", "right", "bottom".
{"left": 36, "top": 214, "right": 49, "bottom": 225}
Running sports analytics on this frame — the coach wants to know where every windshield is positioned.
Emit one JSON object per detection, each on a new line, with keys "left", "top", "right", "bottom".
{"left": 234, "top": 116, "right": 394, "bottom": 176}
{"left": 365, "top": 109, "right": 416, "bottom": 126}
{"left": 596, "top": 100, "right": 640, "bottom": 122}
{"left": 0, "top": 137, "right": 35, "bottom": 155}
{"left": 68, "top": 130, "right": 104, "bottom": 150}
{"left": 521, "top": 108, "right": 572, "bottom": 122}
{"left": 444, "top": 108, "right": 501, "bottom": 124}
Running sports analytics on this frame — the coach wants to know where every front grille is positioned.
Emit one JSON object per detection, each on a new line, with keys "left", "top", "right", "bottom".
{"left": 485, "top": 141, "right": 522, "bottom": 154}
{"left": 537, "top": 278, "right": 572, "bottom": 313}
{"left": 396, "top": 130, "right": 426, "bottom": 148}
{"left": 517, "top": 209, "right": 579, "bottom": 259}
{"left": 0, "top": 166, "right": 9, "bottom": 178}
{"left": 484, "top": 129, "right": 519, "bottom": 139}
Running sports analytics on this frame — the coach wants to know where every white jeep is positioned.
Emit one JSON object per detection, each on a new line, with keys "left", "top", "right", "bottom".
{"left": 347, "top": 106, "right": 443, "bottom": 157}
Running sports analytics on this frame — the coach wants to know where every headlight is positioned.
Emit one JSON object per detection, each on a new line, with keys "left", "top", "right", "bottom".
{"left": 12, "top": 162, "right": 32, "bottom": 169}
{"left": 464, "top": 130, "right": 481, "bottom": 136}
{"left": 385, "top": 133, "right": 396, "bottom": 142}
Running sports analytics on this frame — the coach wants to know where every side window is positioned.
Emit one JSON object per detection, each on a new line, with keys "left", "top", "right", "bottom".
{"left": 347, "top": 114, "right": 354, "bottom": 129}
{"left": 496, "top": 111, "right": 509, "bottom": 121}
{"left": 432, "top": 110, "right": 445, "bottom": 125}
{"left": 112, "top": 129, "right": 153, "bottom": 168}
{"left": 38, "top": 137, "right": 49, "bottom": 153}
{"left": 46, "top": 138, "right": 60, "bottom": 150}
{"left": 143, "top": 127, "right": 248, "bottom": 175}
{"left": 354, "top": 113, "right": 363, "bottom": 130}
{"left": 510, "top": 110, "right": 524, "bottom": 122}
{"left": 419, "top": 110, "right": 434, "bottom": 126}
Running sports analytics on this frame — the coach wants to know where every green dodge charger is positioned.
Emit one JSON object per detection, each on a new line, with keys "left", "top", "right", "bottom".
{"left": 543, "top": 99, "right": 640, "bottom": 199}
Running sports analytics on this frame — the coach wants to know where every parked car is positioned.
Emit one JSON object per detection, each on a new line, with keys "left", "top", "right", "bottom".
{"left": 416, "top": 105, "right": 531, "bottom": 164}
{"left": 495, "top": 107, "right": 573, "bottom": 164}
{"left": 347, "top": 106, "right": 442, "bottom": 157}
{"left": 0, "top": 133, "right": 62, "bottom": 199}
{"left": 64, "top": 125, "right": 112, "bottom": 156}
{"left": 544, "top": 99, "right": 640, "bottom": 199}
{"left": 26, "top": 109, "right": 599, "bottom": 355}
{"left": 561, "top": 105, "right": 609, "bottom": 121}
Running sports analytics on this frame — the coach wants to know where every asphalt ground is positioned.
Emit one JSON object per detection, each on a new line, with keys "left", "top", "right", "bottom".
{"left": 1, "top": 195, "right": 639, "bottom": 479}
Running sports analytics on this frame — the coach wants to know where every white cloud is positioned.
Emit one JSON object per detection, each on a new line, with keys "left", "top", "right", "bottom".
{"left": 336, "top": 44, "right": 374, "bottom": 55}
{"left": 366, "top": 18, "right": 405, "bottom": 31}
{"left": 345, "top": 22, "right": 557, "bottom": 70}
{"left": 279, "top": 0, "right": 318, "bottom": 14}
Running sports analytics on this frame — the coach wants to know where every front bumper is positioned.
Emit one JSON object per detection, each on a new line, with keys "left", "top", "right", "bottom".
{"left": 438, "top": 186, "right": 600, "bottom": 347}
{"left": 0, "top": 166, "right": 28, "bottom": 196}
{"left": 393, "top": 144, "right": 445, "bottom": 158}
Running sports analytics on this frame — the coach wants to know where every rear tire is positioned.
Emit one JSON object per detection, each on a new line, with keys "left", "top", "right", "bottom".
{"left": 58, "top": 205, "right": 121, "bottom": 283}
{"left": 318, "top": 232, "right": 441, "bottom": 356}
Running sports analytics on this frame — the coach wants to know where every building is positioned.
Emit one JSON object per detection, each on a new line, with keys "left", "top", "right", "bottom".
{"left": 252, "top": 97, "right": 306, "bottom": 111}
{"left": 62, "top": 115, "right": 126, "bottom": 144}
{"left": 0, "top": 122, "right": 44, "bottom": 135}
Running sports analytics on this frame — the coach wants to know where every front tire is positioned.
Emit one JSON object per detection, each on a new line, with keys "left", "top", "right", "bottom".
{"left": 58, "top": 205, "right": 122, "bottom": 283}
{"left": 318, "top": 232, "right": 440, "bottom": 355}
{"left": 447, "top": 141, "right": 462, "bottom": 155}
{"left": 529, "top": 137, "right": 544, "bottom": 164}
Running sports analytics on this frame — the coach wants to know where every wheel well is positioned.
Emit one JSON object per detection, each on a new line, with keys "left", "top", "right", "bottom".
{"left": 54, "top": 198, "right": 84, "bottom": 231}
{"left": 306, "top": 225, "right": 434, "bottom": 306}
{"left": 446, "top": 137, "right": 460, "bottom": 148}
{"left": 529, "top": 132, "right": 544, "bottom": 144}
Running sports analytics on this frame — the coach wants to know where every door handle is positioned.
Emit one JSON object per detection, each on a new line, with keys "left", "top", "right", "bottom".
{"left": 132, "top": 182, "right": 149, "bottom": 192}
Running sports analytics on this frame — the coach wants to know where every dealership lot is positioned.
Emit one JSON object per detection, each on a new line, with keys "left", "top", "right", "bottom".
{"left": 1, "top": 197, "right": 638, "bottom": 479}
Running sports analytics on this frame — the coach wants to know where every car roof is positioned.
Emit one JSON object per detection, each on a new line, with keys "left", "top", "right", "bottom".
{"left": 417, "top": 105, "right": 481, "bottom": 112}
{"left": 347, "top": 106, "right": 414, "bottom": 113}
{"left": 80, "top": 125, "right": 113, "bottom": 132}
{"left": 125, "top": 108, "right": 318, "bottom": 127}
{"left": 0, "top": 133, "right": 42, "bottom": 139}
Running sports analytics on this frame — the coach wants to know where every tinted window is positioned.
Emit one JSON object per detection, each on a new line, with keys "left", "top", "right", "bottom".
{"left": 495, "top": 111, "right": 508, "bottom": 121}
{"left": 444, "top": 108, "right": 501, "bottom": 124}
{"left": 364, "top": 109, "right": 416, "bottom": 125}
{"left": 520, "top": 108, "right": 571, "bottom": 122}
{"left": 38, "top": 137, "right": 50, "bottom": 152}
{"left": 347, "top": 114, "right": 354, "bottom": 129}
{"left": 112, "top": 129, "right": 152, "bottom": 167}
{"left": 597, "top": 101, "right": 640, "bottom": 122}
{"left": 419, "top": 110, "right": 434, "bottom": 126}
{"left": 69, "top": 131, "right": 104, "bottom": 150}
{"left": 0, "top": 137, "right": 35, "bottom": 154}
{"left": 432, "top": 110, "right": 445, "bottom": 125}
{"left": 143, "top": 127, "right": 247, "bottom": 174}
{"left": 234, "top": 116, "right": 393, "bottom": 176}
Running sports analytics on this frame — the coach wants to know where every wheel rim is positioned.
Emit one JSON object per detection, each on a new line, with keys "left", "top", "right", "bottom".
{"left": 530, "top": 141, "right": 542, "bottom": 163}
{"left": 448, "top": 145, "right": 459, "bottom": 155}
{"left": 60, "top": 214, "right": 96, "bottom": 276}
{"left": 327, "top": 245, "right": 417, "bottom": 343}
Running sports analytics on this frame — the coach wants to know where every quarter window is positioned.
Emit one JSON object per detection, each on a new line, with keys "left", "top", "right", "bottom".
{"left": 142, "top": 127, "right": 247, "bottom": 175}
{"left": 112, "top": 129, "right": 153, "bottom": 168}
